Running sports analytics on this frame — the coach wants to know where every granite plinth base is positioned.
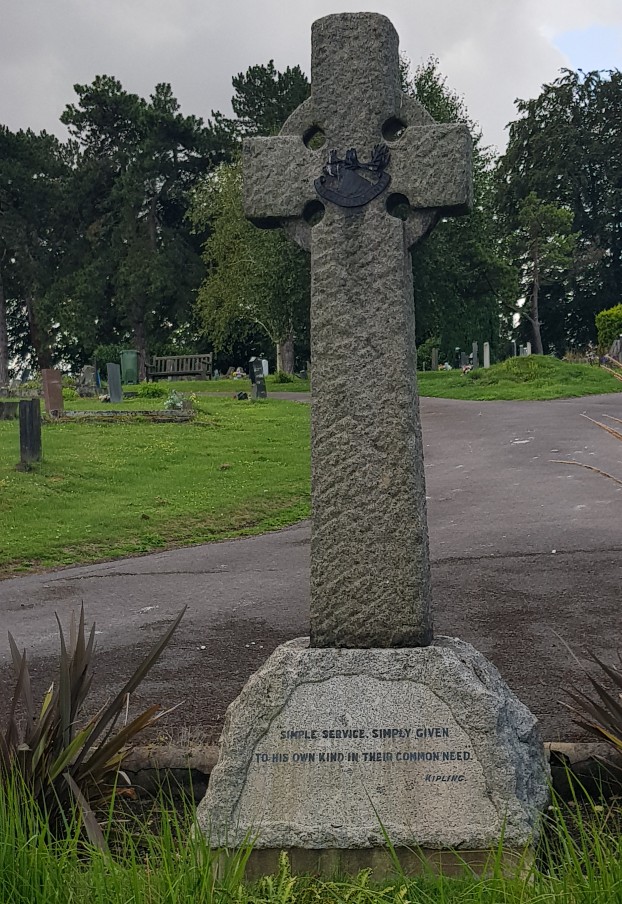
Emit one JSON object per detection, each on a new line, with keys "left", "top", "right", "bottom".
{"left": 197, "top": 637, "right": 549, "bottom": 871}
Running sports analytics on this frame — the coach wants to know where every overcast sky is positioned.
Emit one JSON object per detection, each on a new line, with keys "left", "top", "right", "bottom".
{"left": 2, "top": 0, "right": 621, "bottom": 152}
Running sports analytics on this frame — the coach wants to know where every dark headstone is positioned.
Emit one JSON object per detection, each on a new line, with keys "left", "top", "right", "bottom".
{"left": 107, "top": 363, "right": 123, "bottom": 403}
{"left": 472, "top": 341, "right": 479, "bottom": 368}
{"left": 18, "top": 399, "right": 42, "bottom": 467}
{"left": 460, "top": 352, "right": 469, "bottom": 368}
{"left": 41, "top": 368, "right": 64, "bottom": 416}
{"left": 431, "top": 347, "right": 439, "bottom": 371}
{"left": 250, "top": 359, "right": 267, "bottom": 399}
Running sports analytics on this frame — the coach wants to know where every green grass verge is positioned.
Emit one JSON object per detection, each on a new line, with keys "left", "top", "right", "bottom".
{"left": 0, "top": 398, "right": 310, "bottom": 577}
{"left": 418, "top": 356, "right": 622, "bottom": 400}
{"left": 1, "top": 779, "right": 621, "bottom": 904}
{"left": 128, "top": 374, "right": 311, "bottom": 394}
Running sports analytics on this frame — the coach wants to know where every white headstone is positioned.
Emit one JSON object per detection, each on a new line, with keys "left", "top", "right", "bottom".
{"left": 526, "top": 342, "right": 532, "bottom": 356}
{"left": 483, "top": 342, "right": 490, "bottom": 369}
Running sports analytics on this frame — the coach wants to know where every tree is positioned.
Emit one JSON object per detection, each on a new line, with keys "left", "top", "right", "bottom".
{"left": 193, "top": 63, "right": 312, "bottom": 372}
{"left": 0, "top": 127, "right": 73, "bottom": 372}
{"left": 497, "top": 68, "right": 622, "bottom": 350}
{"left": 213, "top": 61, "right": 310, "bottom": 138}
{"left": 403, "top": 58, "right": 516, "bottom": 361}
{"left": 60, "top": 77, "right": 228, "bottom": 378}
{"left": 511, "top": 193, "right": 578, "bottom": 354}
{"left": 190, "top": 162, "right": 309, "bottom": 371}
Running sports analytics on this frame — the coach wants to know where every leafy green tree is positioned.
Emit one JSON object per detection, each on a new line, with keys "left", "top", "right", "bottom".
{"left": 60, "top": 77, "right": 228, "bottom": 378}
{"left": 510, "top": 192, "right": 578, "bottom": 354}
{"left": 497, "top": 68, "right": 622, "bottom": 350}
{"left": 0, "top": 127, "right": 73, "bottom": 372}
{"left": 191, "top": 162, "right": 309, "bottom": 371}
{"left": 194, "top": 63, "right": 311, "bottom": 372}
{"left": 213, "top": 61, "right": 310, "bottom": 138}
{"left": 403, "top": 58, "right": 516, "bottom": 362}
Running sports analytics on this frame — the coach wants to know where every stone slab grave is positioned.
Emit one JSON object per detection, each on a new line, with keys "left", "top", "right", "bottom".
{"left": 107, "top": 363, "right": 123, "bottom": 403}
{"left": 41, "top": 368, "right": 64, "bottom": 416}
{"left": 197, "top": 12, "right": 549, "bottom": 876}
{"left": 249, "top": 357, "right": 268, "bottom": 399}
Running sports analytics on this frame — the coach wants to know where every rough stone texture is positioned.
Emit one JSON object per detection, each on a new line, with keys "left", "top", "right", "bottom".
{"left": 197, "top": 637, "right": 549, "bottom": 851}
{"left": 242, "top": 13, "right": 472, "bottom": 648}
{"left": 309, "top": 204, "right": 432, "bottom": 647}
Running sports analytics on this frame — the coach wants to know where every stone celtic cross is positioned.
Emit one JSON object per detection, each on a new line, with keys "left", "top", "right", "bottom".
{"left": 243, "top": 13, "right": 472, "bottom": 649}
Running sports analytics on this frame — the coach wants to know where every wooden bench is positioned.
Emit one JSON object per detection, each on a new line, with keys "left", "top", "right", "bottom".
{"left": 146, "top": 354, "right": 213, "bottom": 382}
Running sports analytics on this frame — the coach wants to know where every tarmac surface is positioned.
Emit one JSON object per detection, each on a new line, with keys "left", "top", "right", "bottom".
{"left": 1, "top": 393, "right": 621, "bottom": 743}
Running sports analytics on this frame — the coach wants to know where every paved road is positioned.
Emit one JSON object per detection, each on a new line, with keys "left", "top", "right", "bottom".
{"left": 1, "top": 394, "right": 620, "bottom": 742}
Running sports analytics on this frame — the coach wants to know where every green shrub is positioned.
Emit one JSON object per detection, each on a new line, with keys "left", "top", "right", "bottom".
{"left": 417, "top": 335, "right": 441, "bottom": 370}
{"left": 62, "top": 387, "right": 79, "bottom": 401}
{"left": 273, "top": 370, "right": 295, "bottom": 384}
{"left": 1, "top": 606, "right": 184, "bottom": 848}
{"left": 164, "top": 390, "right": 184, "bottom": 410}
{"left": 93, "top": 344, "right": 123, "bottom": 368}
{"left": 595, "top": 303, "right": 622, "bottom": 350}
{"left": 135, "top": 382, "right": 167, "bottom": 398}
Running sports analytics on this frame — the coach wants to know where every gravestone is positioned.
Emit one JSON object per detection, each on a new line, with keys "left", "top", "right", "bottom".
{"left": 198, "top": 12, "right": 548, "bottom": 875}
{"left": 526, "top": 341, "right": 532, "bottom": 356}
{"left": 18, "top": 399, "right": 42, "bottom": 467}
{"left": 107, "top": 363, "right": 123, "bottom": 403}
{"left": 460, "top": 352, "right": 469, "bottom": 368}
{"left": 431, "top": 347, "right": 439, "bottom": 371}
{"left": 471, "top": 341, "right": 479, "bottom": 368}
{"left": 41, "top": 368, "right": 64, "bottom": 416}
{"left": 483, "top": 341, "right": 490, "bottom": 369}
{"left": 512, "top": 340, "right": 517, "bottom": 357}
{"left": 76, "top": 365, "right": 98, "bottom": 397}
{"left": 250, "top": 358, "right": 268, "bottom": 399}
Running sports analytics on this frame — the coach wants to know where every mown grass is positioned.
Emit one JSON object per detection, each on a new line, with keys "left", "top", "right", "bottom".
{"left": 418, "top": 355, "right": 622, "bottom": 401}
{"left": 1, "top": 777, "right": 621, "bottom": 904}
{"left": 134, "top": 374, "right": 311, "bottom": 394}
{"left": 0, "top": 398, "right": 310, "bottom": 577}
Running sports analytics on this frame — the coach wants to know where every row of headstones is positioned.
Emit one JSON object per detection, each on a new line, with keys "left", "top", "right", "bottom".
{"left": 40, "top": 364, "right": 123, "bottom": 417}
{"left": 429, "top": 340, "right": 532, "bottom": 371}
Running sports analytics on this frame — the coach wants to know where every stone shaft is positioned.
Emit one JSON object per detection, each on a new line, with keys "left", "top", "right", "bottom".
{"left": 242, "top": 12, "right": 472, "bottom": 648}
{"left": 310, "top": 205, "right": 431, "bottom": 648}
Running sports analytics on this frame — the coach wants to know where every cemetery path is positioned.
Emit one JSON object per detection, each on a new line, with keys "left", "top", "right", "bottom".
{"left": 1, "top": 393, "right": 620, "bottom": 743}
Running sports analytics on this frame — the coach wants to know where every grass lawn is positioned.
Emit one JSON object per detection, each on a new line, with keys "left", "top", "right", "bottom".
{"left": 2, "top": 782, "right": 621, "bottom": 904}
{"left": 0, "top": 398, "right": 310, "bottom": 577}
{"left": 129, "top": 374, "right": 311, "bottom": 394}
{"left": 417, "top": 355, "right": 622, "bottom": 400}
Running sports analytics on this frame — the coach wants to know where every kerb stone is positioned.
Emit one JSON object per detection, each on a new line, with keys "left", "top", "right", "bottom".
{"left": 197, "top": 637, "right": 549, "bottom": 853}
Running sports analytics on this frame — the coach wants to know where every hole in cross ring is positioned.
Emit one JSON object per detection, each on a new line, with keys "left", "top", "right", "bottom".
{"left": 386, "top": 193, "right": 411, "bottom": 221}
{"left": 381, "top": 117, "right": 407, "bottom": 142}
{"left": 303, "top": 125, "right": 326, "bottom": 150}
{"left": 303, "top": 199, "right": 325, "bottom": 226}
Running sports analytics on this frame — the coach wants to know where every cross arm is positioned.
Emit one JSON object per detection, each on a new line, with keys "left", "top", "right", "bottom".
{"left": 242, "top": 136, "right": 319, "bottom": 227}
{"left": 389, "top": 124, "right": 473, "bottom": 215}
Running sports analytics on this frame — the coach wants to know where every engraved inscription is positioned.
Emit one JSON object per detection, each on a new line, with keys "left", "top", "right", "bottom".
{"left": 252, "top": 723, "right": 474, "bottom": 785}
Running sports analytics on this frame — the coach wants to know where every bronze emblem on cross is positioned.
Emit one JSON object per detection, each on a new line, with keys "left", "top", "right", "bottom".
{"left": 314, "top": 143, "right": 391, "bottom": 208}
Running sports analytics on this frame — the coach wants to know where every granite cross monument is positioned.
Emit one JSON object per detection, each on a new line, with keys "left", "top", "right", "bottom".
{"left": 198, "top": 12, "right": 548, "bottom": 875}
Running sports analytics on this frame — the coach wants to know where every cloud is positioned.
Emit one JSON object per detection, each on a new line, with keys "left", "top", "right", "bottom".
{"left": 1, "top": 0, "right": 621, "bottom": 151}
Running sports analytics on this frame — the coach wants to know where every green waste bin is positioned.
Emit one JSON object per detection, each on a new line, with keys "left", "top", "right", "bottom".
{"left": 120, "top": 350, "right": 139, "bottom": 384}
